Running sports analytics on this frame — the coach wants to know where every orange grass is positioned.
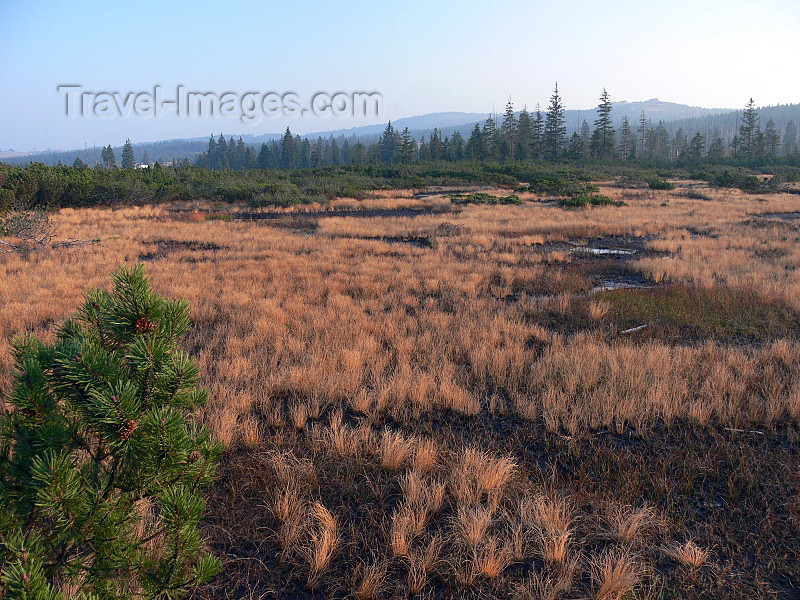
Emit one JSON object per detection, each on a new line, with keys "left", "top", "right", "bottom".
{"left": 4, "top": 188, "right": 800, "bottom": 435}
{"left": 2, "top": 185, "right": 798, "bottom": 597}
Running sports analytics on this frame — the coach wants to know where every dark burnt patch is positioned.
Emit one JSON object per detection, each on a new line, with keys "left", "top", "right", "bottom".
{"left": 139, "top": 239, "right": 227, "bottom": 262}
{"left": 330, "top": 234, "right": 434, "bottom": 249}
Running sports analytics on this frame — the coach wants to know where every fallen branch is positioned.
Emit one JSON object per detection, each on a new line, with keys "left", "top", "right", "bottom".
{"left": 724, "top": 427, "right": 764, "bottom": 435}
{"left": 620, "top": 324, "right": 648, "bottom": 334}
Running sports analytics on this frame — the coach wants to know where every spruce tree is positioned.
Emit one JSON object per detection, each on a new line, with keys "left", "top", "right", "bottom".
{"left": 280, "top": 127, "right": 297, "bottom": 168}
{"left": 450, "top": 130, "right": 465, "bottom": 161}
{"left": 466, "top": 124, "right": 484, "bottom": 160}
{"left": 531, "top": 106, "right": 544, "bottom": 161}
{"left": 429, "top": 128, "right": 444, "bottom": 161}
{"left": 543, "top": 83, "right": 566, "bottom": 160}
{"left": 708, "top": 131, "right": 726, "bottom": 159}
{"left": 257, "top": 143, "right": 274, "bottom": 169}
{"left": 515, "top": 108, "right": 533, "bottom": 160}
{"left": 579, "top": 120, "right": 591, "bottom": 159}
{"left": 482, "top": 116, "right": 498, "bottom": 160}
{"left": 500, "top": 98, "right": 517, "bottom": 160}
{"left": 121, "top": 139, "right": 135, "bottom": 169}
{"left": 341, "top": 139, "right": 352, "bottom": 165}
{"left": 297, "top": 136, "right": 310, "bottom": 167}
{"left": 379, "top": 122, "right": 399, "bottom": 163}
{"left": 686, "top": 132, "right": 706, "bottom": 162}
{"left": 399, "top": 128, "right": 415, "bottom": 163}
{"left": 352, "top": 142, "right": 366, "bottom": 165}
{"left": 784, "top": 121, "right": 798, "bottom": 156}
{"left": 591, "top": 88, "right": 615, "bottom": 159}
{"left": 568, "top": 132, "right": 584, "bottom": 161}
{"left": 216, "top": 135, "right": 230, "bottom": 169}
{"left": 672, "top": 128, "right": 687, "bottom": 159}
{"left": 101, "top": 145, "right": 117, "bottom": 169}
{"left": 654, "top": 121, "right": 671, "bottom": 161}
{"left": 637, "top": 111, "right": 648, "bottom": 158}
{"left": 764, "top": 118, "right": 780, "bottom": 157}
{"left": 417, "top": 136, "right": 429, "bottom": 162}
{"left": 619, "top": 116, "right": 634, "bottom": 160}
{"left": 206, "top": 135, "right": 218, "bottom": 169}
{"left": 738, "top": 99, "right": 760, "bottom": 157}
{"left": 0, "top": 265, "right": 221, "bottom": 599}
{"left": 330, "top": 139, "right": 341, "bottom": 166}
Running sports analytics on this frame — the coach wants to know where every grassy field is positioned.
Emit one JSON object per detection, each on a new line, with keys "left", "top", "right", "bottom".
{"left": 1, "top": 182, "right": 799, "bottom": 598}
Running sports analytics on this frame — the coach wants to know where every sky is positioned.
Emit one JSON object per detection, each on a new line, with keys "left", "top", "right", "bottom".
{"left": 1, "top": 0, "right": 799, "bottom": 152}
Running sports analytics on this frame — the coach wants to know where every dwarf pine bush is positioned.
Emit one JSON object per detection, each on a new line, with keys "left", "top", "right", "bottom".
{"left": 0, "top": 265, "right": 221, "bottom": 599}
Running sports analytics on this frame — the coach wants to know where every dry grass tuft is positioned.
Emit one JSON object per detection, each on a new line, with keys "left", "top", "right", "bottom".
{"left": 303, "top": 501, "right": 340, "bottom": 588}
{"left": 271, "top": 482, "right": 306, "bottom": 555}
{"left": 323, "top": 421, "right": 373, "bottom": 459}
{"left": 391, "top": 502, "right": 428, "bottom": 557}
{"left": 354, "top": 559, "right": 388, "bottom": 600}
{"left": 523, "top": 494, "right": 575, "bottom": 567}
{"left": 405, "top": 535, "right": 444, "bottom": 594}
{"left": 590, "top": 548, "right": 641, "bottom": 600}
{"left": 290, "top": 402, "right": 309, "bottom": 430}
{"left": 379, "top": 429, "right": 415, "bottom": 470}
{"left": 524, "top": 494, "right": 575, "bottom": 535}
{"left": 237, "top": 414, "right": 261, "bottom": 448}
{"left": 663, "top": 540, "right": 710, "bottom": 567}
{"left": 601, "top": 503, "right": 658, "bottom": 544}
{"left": 472, "top": 536, "right": 515, "bottom": 579}
{"left": 455, "top": 504, "right": 494, "bottom": 548}
{"left": 400, "top": 470, "right": 446, "bottom": 518}
{"left": 411, "top": 437, "right": 439, "bottom": 474}
{"left": 451, "top": 447, "right": 517, "bottom": 506}
{"left": 514, "top": 564, "right": 576, "bottom": 600}
{"left": 589, "top": 299, "right": 611, "bottom": 321}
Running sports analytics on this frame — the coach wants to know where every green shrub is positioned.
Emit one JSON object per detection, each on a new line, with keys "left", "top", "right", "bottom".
{"left": 450, "top": 192, "right": 524, "bottom": 205}
{"left": 710, "top": 170, "right": 765, "bottom": 193}
{"left": 0, "top": 189, "right": 14, "bottom": 212}
{"left": 0, "top": 265, "right": 221, "bottom": 599}
{"left": 648, "top": 178, "right": 675, "bottom": 190}
{"left": 559, "top": 194, "right": 626, "bottom": 208}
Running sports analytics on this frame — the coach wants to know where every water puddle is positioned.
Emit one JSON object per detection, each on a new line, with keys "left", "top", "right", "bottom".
{"left": 591, "top": 281, "right": 651, "bottom": 293}
{"left": 572, "top": 247, "right": 637, "bottom": 256}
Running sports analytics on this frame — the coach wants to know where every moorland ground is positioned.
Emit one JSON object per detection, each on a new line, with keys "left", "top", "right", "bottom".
{"left": 1, "top": 182, "right": 799, "bottom": 599}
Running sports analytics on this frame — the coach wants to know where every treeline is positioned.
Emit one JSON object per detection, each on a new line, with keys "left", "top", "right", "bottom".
{"left": 7, "top": 139, "right": 208, "bottom": 169}
{"left": 3, "top": 157, "right": 800, "bottom": 213}
{"left": 192, "top": 88, "right": 799, "bottom": 171}
{"left": 0, "top": 161, "right": 532, "bottom": 211}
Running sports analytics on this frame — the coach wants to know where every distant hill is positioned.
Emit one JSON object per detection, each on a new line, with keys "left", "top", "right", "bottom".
{"left": 0, "top": 151, "right": 36, "bottom": 160}
{"left": 7, "top": 100, "right": 800, "bottom": 167}
{"left": 566, "top": 99, "right": 731, "bottom": 130}
{"left": 259, "top": 112, "right": 489, "bottom": 143}
{"left": 648, "top": 103, "right": 800, "bottom": 140}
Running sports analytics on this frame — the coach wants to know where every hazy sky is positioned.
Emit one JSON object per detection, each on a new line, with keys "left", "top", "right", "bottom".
{"left": 2, "top": 0, "right": 799, "bottom": 152}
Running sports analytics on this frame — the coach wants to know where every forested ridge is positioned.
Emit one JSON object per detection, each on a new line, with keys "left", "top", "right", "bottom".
{"left": 2, "top": 90, "right": 800, "bottom": 211}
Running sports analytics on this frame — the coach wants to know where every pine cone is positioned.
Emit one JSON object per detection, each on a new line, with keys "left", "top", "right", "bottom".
{"left": 119, "top": 419, "right": 139, "bottom": 440}
{"left": 133, "top": 317, "right": 158, "bottom": 334}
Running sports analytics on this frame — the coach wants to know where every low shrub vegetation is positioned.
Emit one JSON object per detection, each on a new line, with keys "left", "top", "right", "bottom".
{"left": 559, "top": 193, "right": 625, "bottom": 208}
{"left": 450, "top": 192, "right": 524, "bottom": 205}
